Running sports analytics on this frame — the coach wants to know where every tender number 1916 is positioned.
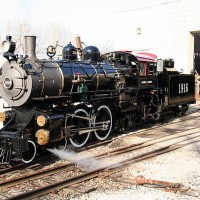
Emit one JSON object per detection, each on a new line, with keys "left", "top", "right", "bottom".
{"left": 178, "top": 83, "right": 188, "bottom": 94}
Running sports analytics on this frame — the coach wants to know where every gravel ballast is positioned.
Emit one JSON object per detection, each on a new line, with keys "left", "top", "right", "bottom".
{"left": 44, "top": 104, "right": 200, "bottom": 200}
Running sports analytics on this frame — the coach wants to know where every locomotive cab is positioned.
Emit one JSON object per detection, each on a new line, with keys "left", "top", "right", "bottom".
{"left": 102, "top": 51, "right": 139, "bottom": 76}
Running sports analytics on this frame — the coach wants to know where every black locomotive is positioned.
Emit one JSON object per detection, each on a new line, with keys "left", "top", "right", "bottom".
{"left": 0, "top": 36, "right": 195, "bottom": 164}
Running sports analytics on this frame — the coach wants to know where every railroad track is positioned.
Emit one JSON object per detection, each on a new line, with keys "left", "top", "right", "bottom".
{"left": 0, "top": 154, "right": 57, "bottom": 176}
{"left": 1, "top": 119, "right": 199, "bottom": 182}
{"left": 1, "top": 124, "right": 200, "bottom": 199}
{"left": 0, "top": 104, "right": 199, "bottom": 186}
{"left": 0, "top": 103, "right": 199, "bottom": 175}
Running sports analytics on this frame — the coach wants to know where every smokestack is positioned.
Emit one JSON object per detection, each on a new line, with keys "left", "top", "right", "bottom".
{"left": 24, "top": 36, "right": 37, "bottom": 60}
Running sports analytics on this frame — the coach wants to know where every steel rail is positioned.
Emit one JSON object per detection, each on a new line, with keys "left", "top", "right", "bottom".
{"left": 1, "top": 128, "right": 200, "bottom": 190}
{"left": 6, "top": 135, "right": 200, "bottom": 200}
{"left": 0, "top": 154, "right": 55, "bottom": 175}
{"left": 95, "top": 128, "right": 200, "bottom": 159}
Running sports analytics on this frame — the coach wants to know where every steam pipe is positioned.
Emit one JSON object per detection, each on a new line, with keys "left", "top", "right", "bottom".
{"left": 24, "top": 36, "right": 37, "bottom": 60}
{"left": 75, "top": 35, "right": 83, "bottom": 60}
{"left": 75, "top": 35, "right": 83, "bottom": 50}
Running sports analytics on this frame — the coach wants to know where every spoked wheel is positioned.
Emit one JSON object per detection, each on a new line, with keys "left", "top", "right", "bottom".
{"left": 94, "top": 105, "right": 112, "bottom": 140}
{"left": 69, "top": 109, "right": 91, "bottom": 148}
{"left": 22, "top": 140, "right": 37, "bottom": 163}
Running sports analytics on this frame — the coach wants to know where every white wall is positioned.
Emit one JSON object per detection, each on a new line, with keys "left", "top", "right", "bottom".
{"left": 113, "top": 0, "right": 200, "bottom": 73}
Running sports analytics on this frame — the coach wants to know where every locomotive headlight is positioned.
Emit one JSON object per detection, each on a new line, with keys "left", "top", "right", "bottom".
{"left": 0, "top": 112, "right": 6, "bottom": 122}
{"left": 37, "top": 115, "right": 47, "bottom": 127}
{"left": 2, "top": 41, "right": 10, "bottom": 52}
{"left": 1, "top": 36, "right": 16, "bottom": 53}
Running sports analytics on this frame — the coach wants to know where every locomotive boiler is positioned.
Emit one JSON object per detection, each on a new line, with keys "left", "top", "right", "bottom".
{"left": 0, "top": 35, "right": 195, "bottom": 165}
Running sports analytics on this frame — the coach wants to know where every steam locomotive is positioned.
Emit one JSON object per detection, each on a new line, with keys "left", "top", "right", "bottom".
{"left": 0, "top": 35, "right": 195, "bottom": 164}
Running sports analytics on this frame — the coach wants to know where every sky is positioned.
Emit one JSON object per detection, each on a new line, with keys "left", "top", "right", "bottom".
{"left": 0, "top": 0, "right": 141, "bottom": 48}
{"left": 0, "top": 0, "right": 181, "bottom": 53}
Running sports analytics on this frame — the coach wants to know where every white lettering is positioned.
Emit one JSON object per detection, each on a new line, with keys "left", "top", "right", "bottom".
{"left": 178, "top": 83, "right": 188, "bottom": 94}
{"left": 141, "top": 80, "right": 153, "bottom": 84}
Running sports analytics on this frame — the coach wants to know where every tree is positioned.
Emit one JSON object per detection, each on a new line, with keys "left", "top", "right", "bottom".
{"left": 1, "top": 19, "right": 46, "bottom": 56}
{"left": 98, "top": 39, "right": 115, "bottom": 55}
{"left": 45, "top": 23, "right": 74, "bottom": 56}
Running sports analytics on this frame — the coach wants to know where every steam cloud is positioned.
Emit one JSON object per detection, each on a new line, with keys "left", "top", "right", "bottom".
{"left": 47, "top": 148, "right": 113, "bottom": 172}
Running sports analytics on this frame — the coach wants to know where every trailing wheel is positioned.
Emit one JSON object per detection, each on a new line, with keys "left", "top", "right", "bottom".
{"left": 94, "top": 105, "right": 112, "bottom": 140}
{"left": 69, "top": 109, "right": 91, "bottom": 148}
{"left": 22, "top": 140, "right": 37, "bottom": 163}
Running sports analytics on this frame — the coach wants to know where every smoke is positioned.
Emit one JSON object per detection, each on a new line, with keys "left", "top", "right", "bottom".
{"left": 47, "top": 148, "right": 113, "bottom": 172}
